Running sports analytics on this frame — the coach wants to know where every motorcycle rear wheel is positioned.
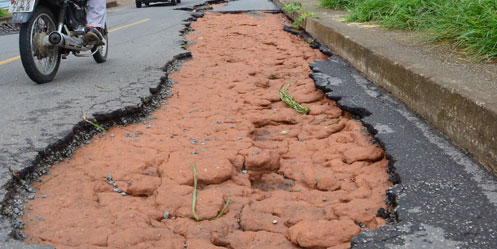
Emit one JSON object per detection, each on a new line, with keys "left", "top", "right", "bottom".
{"left": 19, "top": 6, "right": 61, "bottom": 84}
{"left": 92, "top": 26, "right": 108, "bottom": 63}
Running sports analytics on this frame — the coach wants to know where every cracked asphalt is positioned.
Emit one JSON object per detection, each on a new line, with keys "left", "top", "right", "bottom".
{"left": 0, "top": 0, "right": 204, "bottom": 245}
{"left": 311, "top": 57, "right": 497, "bottom": 248}
{"left": 0, "top": 0, "right": 496, "bottom": 248}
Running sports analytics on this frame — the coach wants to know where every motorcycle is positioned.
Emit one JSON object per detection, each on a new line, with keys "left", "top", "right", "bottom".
{"left": 9, "top": 0, "right": 108, "bottom": 83}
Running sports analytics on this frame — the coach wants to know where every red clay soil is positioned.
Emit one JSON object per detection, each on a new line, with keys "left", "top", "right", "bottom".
{"left": 22, "top": 12, "right": 391, "bottom": 249}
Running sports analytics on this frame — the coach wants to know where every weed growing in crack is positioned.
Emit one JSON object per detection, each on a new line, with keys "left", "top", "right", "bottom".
{"left": 282, "top": 3, "right": 303, "bottom": 14}
{"left": 37, "top": 174, "right": 59, "bottom": 187}
{"left": 293, "top": 12, "right": 317, "bottom": 29}
{"left": 82, "top": 112, "right": 107, "bottom": 132}
{"left": 189, "top": 162, "right": 231, "bottom": 222}
{"left": 279, "top": 84, "right": 311, "bottom": 114}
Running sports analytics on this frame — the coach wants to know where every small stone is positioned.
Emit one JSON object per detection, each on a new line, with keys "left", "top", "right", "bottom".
{"left": 252, "top": 151, "right": 260, "bottom": 155}
{"left": 281, "top": 130, "right": 290, "bottom": 135}
{"left": 106, "top": 174, "right": 113, "bottom": 181}
{"left": 27, "top": 194, "right": 35, "bottom": 200}
{"left": 230, "top": 126, "right": 235, "bottom": 129}
{"left": 216, "top": 120, "right": 221, "bottom": 124}
{"left": 237, "top": 136, "right": 243, "bottom": 140}
{"left": 170, "top": 135, "right": 174, "bottom": 138}
{"left": 143, "top": 121, "right": 148, "bottom": 124}
{"left": 41, "top": 195, "right": 47, "bottom": 198}
{"left": 146, "top": 125, "right": 152, "bottom": 129}
{"left": 121, "top": 192, "right": 127, "bottom": 196}
{"left": 201, "top": 142, "right": 205, "bottom": 145}
{"left": 241, "top": 170, "right": 248, "bottom": 174}
{"left": 322, "top": 197, "right": 327, "bottom": 202}
{"left": 235, "top": 163, "right": 240, "bottom": 167}
{"left": 205, "top": 138, "right": 211, "bottom": 141}
{"left": 113, "top": 187, "right": 122, "bottom": 193}
{"left": 39, "top": 217, "right": 44, "bottom": 221}
{"left": 191, "top": 139, "right": 197, "bottom": 144}
{"left": 108, "top": 180, "right": 115, "bottom": 185}
{"left": 163, "top": 211, "right": 170, "bottom": 219}
{"left": 272, "top": 220, "right": 278, "bottom": 224}
{"left": 191, "top": 152, "right": 199, "bottom": 155}
{"left": 110, "top": 134, "right": 115, "bottom": 138}
{"left": 28, "top": 207, "right": 33, "bottom": 210}
{"left": 171, "top": 216, "right": 176, "bottom": 220}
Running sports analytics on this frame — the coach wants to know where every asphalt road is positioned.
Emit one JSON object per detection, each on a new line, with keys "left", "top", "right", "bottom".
{"left": 0, "top": 1, "right": 204, "bottom": 245}
{"left": 1, "top": 0, "right": 497, "bottom": 248}
{"left": 0, "top": 2, "right": 206, "bottom": 184}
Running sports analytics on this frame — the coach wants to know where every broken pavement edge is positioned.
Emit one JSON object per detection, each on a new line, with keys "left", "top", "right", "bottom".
{"left": 272, "top": 0, "right": 497, "bottom": 174}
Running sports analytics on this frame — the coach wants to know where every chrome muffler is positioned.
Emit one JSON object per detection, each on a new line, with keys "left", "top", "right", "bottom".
{"left": 44, "top": 31, "right": 91, "bottom": 52}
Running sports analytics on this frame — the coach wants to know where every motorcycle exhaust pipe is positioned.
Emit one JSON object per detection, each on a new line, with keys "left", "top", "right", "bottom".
{"left": 45, "top": 31, "right": 90, "bottom": 51}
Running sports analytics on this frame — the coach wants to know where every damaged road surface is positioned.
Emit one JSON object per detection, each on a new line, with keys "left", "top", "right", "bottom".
{"left": 20, "top": 9, "right": 393, "bottom": 249}
{"left": 1, "top": 0, "right": 497, "bottom": 248}
{"left": 0, "top": 0, "right": 206, "bottom": 247}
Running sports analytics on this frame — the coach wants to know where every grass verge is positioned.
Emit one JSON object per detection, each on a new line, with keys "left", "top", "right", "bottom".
{"left": 283, "top": 3, "right": 318, "bottom": 29}
{"left": 319, "top": 0, "right": 497, "bottom": 60}
{"left": 0, "top": 9, "right": 9, "bottom": 18}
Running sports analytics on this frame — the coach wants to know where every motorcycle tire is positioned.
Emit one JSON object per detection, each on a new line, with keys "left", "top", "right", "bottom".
{"left": 92, "top": 26, "right": 108, "bottom": 63}
{"left": 19, "top": 6, "right": 61, "bottom": 84}
{"left": 136, "top": 0, "right": 142, "bottom": 8}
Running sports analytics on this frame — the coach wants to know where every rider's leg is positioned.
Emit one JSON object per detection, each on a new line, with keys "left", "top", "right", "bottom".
{"left": 86, "top": 0, "right": 107, "bottom": 28}
{"left": 86, "top": 0, "right": 107, "bottom": 42}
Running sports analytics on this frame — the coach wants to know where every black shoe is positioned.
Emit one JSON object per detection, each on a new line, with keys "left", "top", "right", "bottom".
{"left": 86, "top": 26, "right": 104, "bottom": 44}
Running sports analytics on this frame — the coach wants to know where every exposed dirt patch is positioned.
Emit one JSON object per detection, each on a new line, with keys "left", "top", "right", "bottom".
{"left": 22, "top": 12, "right": 391, "bottom": 249}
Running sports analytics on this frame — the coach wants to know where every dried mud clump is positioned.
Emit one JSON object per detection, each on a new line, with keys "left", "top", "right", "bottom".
{"left": 22, "top": 12, "right": 391, "bottom": 249}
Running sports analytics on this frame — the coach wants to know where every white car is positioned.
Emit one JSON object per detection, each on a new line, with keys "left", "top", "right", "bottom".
{"left": 136, "top": 0, "right": 181, "bottom": 8}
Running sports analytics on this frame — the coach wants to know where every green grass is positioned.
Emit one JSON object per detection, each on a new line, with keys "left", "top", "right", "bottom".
{"left": 190, "top": 163, "right": 231, "bottom": 222}
{"left": 0, "top": 9, "right": 9, "bottom": 18}
{"left": 319, "top": 0, "right": 497, "bottom": 59}
{"left": 294, "top": 11, "right": 318, "bottom": 29}
{"left": 279, "top": 84, "right": 311, "bottom": 114}
{"left": 283, "top": 3, "right": 318, "bottom": 29}
{"left": 283, "top": 3, "right": 304, "bottom": 14}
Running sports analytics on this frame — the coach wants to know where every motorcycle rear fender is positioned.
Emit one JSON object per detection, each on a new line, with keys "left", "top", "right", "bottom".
{"left": 11, "top": 12, "right": 33, "bottom": 24}
{"left": 11, "top": 0, "right": 40, "bottom": 24}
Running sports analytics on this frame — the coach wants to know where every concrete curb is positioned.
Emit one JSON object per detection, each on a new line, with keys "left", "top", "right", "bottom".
{"left": 0, "top": 16, "right": 10, "bottom": 24}
{"left": 273, "top": 0, "right": 497, "bottom": 173}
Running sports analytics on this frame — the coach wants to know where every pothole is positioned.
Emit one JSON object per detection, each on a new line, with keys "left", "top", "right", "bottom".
{"left": 19, "top": 10, "right": 393, "bottom": 249}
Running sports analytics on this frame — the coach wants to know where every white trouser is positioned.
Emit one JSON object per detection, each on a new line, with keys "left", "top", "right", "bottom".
{"left": 86, "top": 0, "right": 107, "bottom": 28}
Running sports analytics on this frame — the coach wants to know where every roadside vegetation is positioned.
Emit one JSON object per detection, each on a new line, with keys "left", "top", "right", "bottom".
{"left": 0, "top": 9, "right": 9, "bottom": 18}
{"left": 319, "top": 0, "right": 497, "bottom": 60}
{"left": 283, "top": 3, "right": 318, "bottom": 29}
